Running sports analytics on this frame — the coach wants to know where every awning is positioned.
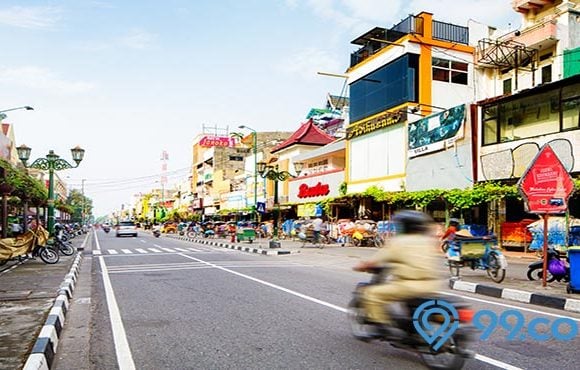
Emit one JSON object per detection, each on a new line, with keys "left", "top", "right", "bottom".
{"left": 293, "top": 140, "right": 345, "bottom": 162}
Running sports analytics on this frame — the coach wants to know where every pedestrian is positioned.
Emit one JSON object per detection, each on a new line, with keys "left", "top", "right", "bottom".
{"left": 312, "top": 216, "right": 323, "bottom": 244}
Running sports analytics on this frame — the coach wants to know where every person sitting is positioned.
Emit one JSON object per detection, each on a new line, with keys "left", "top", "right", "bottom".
{"left": 353, "top": 210, "right": 443, "bottom": 334}
{"left": 441, "top": 218, "right": 461, "bottom": 261}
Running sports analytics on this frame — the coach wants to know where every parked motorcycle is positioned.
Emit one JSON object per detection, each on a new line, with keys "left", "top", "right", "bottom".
{"left": 527, "top": 247, "right": 569, "bottom": 283}
{"left": 0, "top": 226, "right": 59, "bottom": 265}
{"left": 55, "top": 237, "right": 75, "bottom": 256}
{"left": 348, "top": 266, "right": 476, "bottom": 369}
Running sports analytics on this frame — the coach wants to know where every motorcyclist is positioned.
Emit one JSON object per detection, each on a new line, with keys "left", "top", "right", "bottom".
{"left": 353, "top": 210, "right": 443, "bottom": 332}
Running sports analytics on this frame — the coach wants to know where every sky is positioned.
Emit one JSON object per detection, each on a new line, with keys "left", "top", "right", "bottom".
{"left": 0, "top": 0, "right": 521, "bottom": 217}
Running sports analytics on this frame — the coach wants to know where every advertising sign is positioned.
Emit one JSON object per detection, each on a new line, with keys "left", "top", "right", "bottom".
{"left": 298, "top": 182, "right": 330, "bottom": 198}
{"left": 346, "top": 110, "right": 406, "bottom": 140}
{"left": 199, "top": 136, "right": 235, "bottom": 147}
{"left": 408, "top": 104, "right": 465, "bottom": 158}
{"left": 518, "top": 144, "right": 575, "bottom": 214}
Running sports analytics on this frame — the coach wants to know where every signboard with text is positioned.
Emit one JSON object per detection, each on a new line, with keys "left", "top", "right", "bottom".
{"left": 199, "top": 136, "right": 235, "bottom": 148}
{"left": 408, "top": 104, "right": 465, "bottom": 158}
{"left": 518, "top": 144, "right": 575, "bottom": 214}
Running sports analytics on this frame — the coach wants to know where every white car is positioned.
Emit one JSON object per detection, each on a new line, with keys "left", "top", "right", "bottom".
{"left": 116, "top": 221, "right": 138, "bottom": 237}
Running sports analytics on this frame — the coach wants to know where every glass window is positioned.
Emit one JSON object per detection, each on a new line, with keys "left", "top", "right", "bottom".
{"left": 433, "top": 68, "right": 449, "bottom": 82}
{"left": 451, "top": 61, "right": 468, "bottom": 71}
{"left": 432, "top": 58, "right": 449, "bottom": 68}
{"left": 542, "top": 65, "right": 552, "bottom": 84}
{"left": 451, "top": 70, "right": 468, "bottom": 85}
{"left": 483, "top": 118, "right": 498, "bottom": 145}
{"left": 563, "top": 97, "right": 580, "bottom": 130}
{"left": 499, "top": 91, "right": 559, "bottom": 141}
{"left": 503, "top": 79, "right": 512, "bottom": 95}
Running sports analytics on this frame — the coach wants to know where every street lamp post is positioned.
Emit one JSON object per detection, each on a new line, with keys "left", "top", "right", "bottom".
{"left": 238, "top": 125, "right": 258, "bottom": 222}
{"left": 16, "top": 145, "right": 85, "bottom": 236}
{"left": 0, "top": 106, "right": 34, "bottom": 120}
{"left": 257, "top": 161, "right": 303, "bottom": 244}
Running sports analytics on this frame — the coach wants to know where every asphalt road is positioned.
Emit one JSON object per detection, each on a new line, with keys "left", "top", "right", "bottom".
{"left": 73, "top": 229, "right": 580, "bottom": 370}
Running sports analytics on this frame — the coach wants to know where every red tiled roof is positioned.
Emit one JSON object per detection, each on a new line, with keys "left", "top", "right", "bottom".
{"left": 1, "top": 123, "right": 9, "bottom": 136}
{"left": 271, "top": 119, "right": 334, "bottom": 154}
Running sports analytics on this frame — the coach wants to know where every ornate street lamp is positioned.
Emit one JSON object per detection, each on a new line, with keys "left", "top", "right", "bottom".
{"left": 235, "top": 125, "right": 259, "bottom": 222}
{"left": 257, "top": 161, "right": 303, "bottom": 245}
{"left": 0, "top": 106, "right": 34, "bottom": 120}
{"left": 17, "top": 145, "right": 85, "bottom": 236}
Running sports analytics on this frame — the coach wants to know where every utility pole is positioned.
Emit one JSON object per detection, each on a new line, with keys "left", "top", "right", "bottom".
{"left": 81, "top": 178, "right": 86, "bottom": 225}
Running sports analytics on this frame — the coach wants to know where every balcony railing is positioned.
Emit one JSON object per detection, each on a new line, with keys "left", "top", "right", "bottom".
{"left": 350, "top": 15, "right": 469, "bottom": 68}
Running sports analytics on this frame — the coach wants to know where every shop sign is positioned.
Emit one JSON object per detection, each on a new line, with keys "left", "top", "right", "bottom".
{"left": 192, "top": 198, "right": 203, "bottom": 209}
{"left": 346, "top": 110, "right": 406, "bottom": 140}
{"left": 408, "top": 104, "right": 465, "bottom": 158}
{"left": 297, "top": 204, "right": 323, "bottom": 217}
{"left": 298, "top": 182, "right": 330, "bottom": 198}
{"left": 199, "top": 135, "right": 236, "bottom": 148}
{"left": 518, "top": 144, "right": 575, "bottom": 214}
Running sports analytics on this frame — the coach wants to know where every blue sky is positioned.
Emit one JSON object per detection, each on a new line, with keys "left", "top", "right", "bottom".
{"left": 0, "top": 1, "right": 520, "bottom": 216}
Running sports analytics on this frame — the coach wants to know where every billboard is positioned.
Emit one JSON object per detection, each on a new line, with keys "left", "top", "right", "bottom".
{"left": 408, "top": 104, "right": 466, "bottom": 158}
{"left": 199, "top": 136, "right": 235, "bottom": 147}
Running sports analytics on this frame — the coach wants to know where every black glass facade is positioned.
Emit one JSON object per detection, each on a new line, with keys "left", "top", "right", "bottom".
{"left": 349, "top": 54, "right": 419, "bottom": 123}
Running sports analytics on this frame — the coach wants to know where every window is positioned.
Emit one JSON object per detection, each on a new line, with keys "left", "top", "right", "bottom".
{"left": 562, "top": 85, "right": 580, "bottom": 130}
{"left": 542, "top": 65, "right": 552, "bottom": 84}
{"left": 503, "top": 79, "right": 512, "bottom": 95}
{"left": 432, "top": 57, "right": 468, "bottom": 85}
{"left": 482, "top": 82, "right": 579, "bottom": 145}
{"left": 229, "top": 155, "right": 243, "bottom": 161}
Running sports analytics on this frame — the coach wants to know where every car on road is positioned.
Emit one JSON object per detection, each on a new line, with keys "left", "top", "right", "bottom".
{"left": 116, "top": 221, "right": 138, "bottom": 237}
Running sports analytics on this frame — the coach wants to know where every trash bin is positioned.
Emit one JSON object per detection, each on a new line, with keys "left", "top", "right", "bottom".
{"left": 567, "top": 246, "right": 580, "bottom": 294}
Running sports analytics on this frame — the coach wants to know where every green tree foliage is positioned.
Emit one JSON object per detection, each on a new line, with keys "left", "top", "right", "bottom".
{"left": 66, "top": 189, "right": 93, "bottom": 222}
{"left": 0, "top": 159, "right": 48, "bottom": 205}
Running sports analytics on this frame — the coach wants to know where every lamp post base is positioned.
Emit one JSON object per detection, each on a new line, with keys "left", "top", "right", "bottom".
{"left": 269, "top": 240, "right": 281, "bottom": 249}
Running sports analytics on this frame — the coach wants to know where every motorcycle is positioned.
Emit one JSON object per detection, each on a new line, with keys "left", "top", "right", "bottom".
{"left": 348, "top": 266, "right": 476, "bottom": 369}
{"left": 153, "top": 229, "right": 161, "bottom": 238}
{"left": 103, "top": 226, "right": 111, "bottom": 233}
{"left": 55, "top": 234, "right": 75, "bottom": 256}
{"left": 527, "top": 247, "right": 569, "bottom": 282}
{"left": 0, "top": 226, "right": 59, "bottom": 265}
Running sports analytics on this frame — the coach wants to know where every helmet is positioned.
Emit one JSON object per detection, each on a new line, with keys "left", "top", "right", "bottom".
{"left": 392, "top": 210, "right": 434, "bottom": 234}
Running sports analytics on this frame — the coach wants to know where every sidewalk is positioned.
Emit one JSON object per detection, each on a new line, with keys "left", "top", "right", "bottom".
{"left": 0, "top": 234, "right": 88, "bottom": 370}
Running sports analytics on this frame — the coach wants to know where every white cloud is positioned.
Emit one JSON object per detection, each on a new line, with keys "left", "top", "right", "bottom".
{"left": 0, "top": 66, "right": 95, "bottom": 94}
{"left": 0, "top": 6, "right": 61, "bottom": 29}
{"left": 118, "top": 29, "right": 157, "bottom": 50}
{"left": 276, "top": 48, "right": 342, "bottom": 80}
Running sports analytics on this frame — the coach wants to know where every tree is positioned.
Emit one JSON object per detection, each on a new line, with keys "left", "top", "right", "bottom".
{"left": 66, "top": 189, "right": 93, "bottom": 223}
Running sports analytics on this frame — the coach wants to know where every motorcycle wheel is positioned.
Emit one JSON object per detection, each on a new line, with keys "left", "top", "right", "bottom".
{"left": 419, "top": 335, "right": 466, "bottom": 370}
{"left": 59, "top": 242, "right": 75, "bottom": 256}
{"left": 352, "top": 238, "right": 361, "bottom": 247}
{"left": 441, "top": 242, "right": 449, "bottom": 253}
{"left": 0, "top": 259, "right": 7, "bottom": 266}
{"left": 39, "top": 247, "right": 59, "bottom": 264}
{"left": 526, "top": 267, "right": 556, "bottom": 283}
{"left": 486, "top": 253, "right": 506, "bottom": 283}
{"left": 347, "top": 298, "right": 374, "bottom": 342}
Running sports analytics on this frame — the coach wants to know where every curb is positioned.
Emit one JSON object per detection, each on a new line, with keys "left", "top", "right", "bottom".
{"left": 22, "top": 253, "right": 83, "bottom": 370}
{"left": 449, "top": 279, "right": 580, "bottom": 314}
{"left": 166, "top": 235, "right": 300, "bottom": 256}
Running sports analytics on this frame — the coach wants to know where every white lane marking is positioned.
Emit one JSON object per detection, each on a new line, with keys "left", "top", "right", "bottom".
{"left": 94, "top": 233, "right": 136, "bottom": 370}
{"left": 107, "top": 264, "right": 311, "bottom": 274}
{"left": 174, "top": 248, "right": 189, "bottom": 252}
{"left": 109, "top": 266, "right": 214, "bottom": 274}
{"left": 474, "top": 354, "right": 522, "bottom": 370}
{"left": 135, "top": 248, "right": 148, "bottom": 254}
{"left": 187, "top": 248, "right": 201, "bottom": 252}
{"left": 121, "top": 249, "right": 133, "bottom": 254}
{"left": 441, "top": 291, "right": 580, "bottom": 322}
{"left": 94, "top": 229, "right": 101, "bottom": 250}
{"left": 93, "top": 250, "right": 102, "bottom": 255}
{"left": 140, "top": 240, "right": 146, "bottom": 244}
{"left": 108, "top": 250, "right": 118, "bottom": 255}
{"left": 178, "top": 253, "right": 522, "bottom": 370}
{"left": 159, "top": 247, "right": 176, "bottom": 253}
{"left": 148, "top": 248, "right": 162, "bottom": 253}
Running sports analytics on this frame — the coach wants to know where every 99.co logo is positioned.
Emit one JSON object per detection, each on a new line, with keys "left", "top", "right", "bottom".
{"left": 473, "top": 310, "right": 578, "bottom": 341}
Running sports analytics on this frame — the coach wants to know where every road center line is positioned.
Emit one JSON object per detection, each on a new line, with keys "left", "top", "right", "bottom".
{"left": 94, "top": 231, "right": 136, "bottom": 370}
{"left": 177, "top": 253, "right": 518, "bottom": 370}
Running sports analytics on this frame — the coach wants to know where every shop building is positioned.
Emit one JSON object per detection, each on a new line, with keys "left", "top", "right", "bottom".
{"left": 289, "top": 140, "right": 346, "bottom": 218}
{"left": 345, "top": 12, "right": 481, "bottom": 195}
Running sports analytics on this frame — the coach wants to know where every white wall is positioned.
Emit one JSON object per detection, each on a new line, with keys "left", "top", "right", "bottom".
{"left": 348, "top": 124, "right": 405, "bottom": 183}
{"left": 288, "top": 171, "right": 344, "bottom": 203}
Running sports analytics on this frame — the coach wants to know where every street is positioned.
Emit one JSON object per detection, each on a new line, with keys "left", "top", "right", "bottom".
{"left": 51, "top": 229, "right": 580, "bottom": 370}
